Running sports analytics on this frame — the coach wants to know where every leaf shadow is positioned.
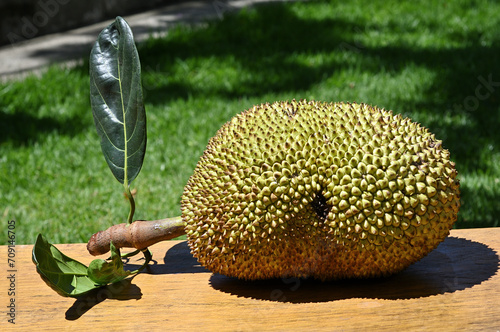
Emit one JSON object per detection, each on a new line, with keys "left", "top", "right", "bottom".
{"left": 65, "top": 278, "right": 142, "bottom": 320}
{"left": 209, "top": 236, "right": 499, "bottom": 303}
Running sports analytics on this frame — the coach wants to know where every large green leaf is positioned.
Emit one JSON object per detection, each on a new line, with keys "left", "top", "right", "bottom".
{"left": 32, "top": 234, "right": 99, "bottom": 297}
{"left": 89, "top": 16, "right": 147, "bottom": 186}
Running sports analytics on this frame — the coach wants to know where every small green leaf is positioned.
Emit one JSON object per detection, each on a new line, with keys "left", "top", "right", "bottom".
{"left": 88, "top": 242, "right": 131, "bottom": 285}
{"left": 32, "top": 234, "right": 100, "bottom": 297}
{"left": 89, "top": 16, "right": 147, "bottom": 187}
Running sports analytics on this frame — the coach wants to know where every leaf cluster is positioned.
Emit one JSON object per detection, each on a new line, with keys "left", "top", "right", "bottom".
{"left": 33, "top": 234, "right": 136, "bottom": 297}
{"left": 33, "top": 17, "right": 149, "bottom": 297}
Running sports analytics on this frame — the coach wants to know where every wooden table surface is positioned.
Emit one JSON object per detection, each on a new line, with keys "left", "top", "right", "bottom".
{"left": 2, "top": 228, "right": 499, "bottom": 331}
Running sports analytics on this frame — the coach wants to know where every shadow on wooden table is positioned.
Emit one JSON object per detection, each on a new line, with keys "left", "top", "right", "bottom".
{"left": 63, "top": 235, "right": 499, "bottom": 318}
{"left": 63, "top": 242, "right": 204, "bottom": 320}
{"left": 209, "top": 237, "right": 500, "bottom": 303}
{"left": 65, "top": 278, "right": 143, "bottom": 320}
{"left": 64, "top": 241, "right": 206, "bottom": 320}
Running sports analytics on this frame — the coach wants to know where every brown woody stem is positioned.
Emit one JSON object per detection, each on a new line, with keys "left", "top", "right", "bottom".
{"left": 86, "top": 217, "right": 185, "bottom": 256}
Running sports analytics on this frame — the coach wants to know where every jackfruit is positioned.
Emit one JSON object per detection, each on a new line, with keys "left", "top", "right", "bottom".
{"left": 181, "top": 100, "right": 460, "bottom": 280}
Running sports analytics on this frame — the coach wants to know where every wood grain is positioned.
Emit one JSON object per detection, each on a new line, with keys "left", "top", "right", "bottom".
{"left": 1, "top": 228, "right": 499, "bottom": 331}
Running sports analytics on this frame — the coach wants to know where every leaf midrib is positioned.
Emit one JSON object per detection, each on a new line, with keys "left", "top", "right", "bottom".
{"left": 117, "top": 44, "right": 129, "bottom": 187}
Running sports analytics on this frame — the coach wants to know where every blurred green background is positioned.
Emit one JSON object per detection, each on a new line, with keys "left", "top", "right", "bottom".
{"left": 1, "top": 0, "right": 499, "bottom": 245}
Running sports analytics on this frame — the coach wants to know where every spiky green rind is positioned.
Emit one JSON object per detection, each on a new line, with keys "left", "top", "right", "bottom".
{"left": 181, "top": 100, "right": 460, "bottom": 280}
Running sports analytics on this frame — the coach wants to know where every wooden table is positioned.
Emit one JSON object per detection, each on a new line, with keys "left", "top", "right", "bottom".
{"left": 2, "top": 228, "right": 499, "bottom": 331}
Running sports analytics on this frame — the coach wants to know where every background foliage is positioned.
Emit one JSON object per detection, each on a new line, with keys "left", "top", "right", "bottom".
{"left": 1, "top": 0, "right": 499, "bottom": 244}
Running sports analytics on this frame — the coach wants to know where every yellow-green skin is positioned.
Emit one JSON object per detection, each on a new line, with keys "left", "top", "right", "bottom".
{"left": 181, "top": 100, "right": 460, "bottom": 280}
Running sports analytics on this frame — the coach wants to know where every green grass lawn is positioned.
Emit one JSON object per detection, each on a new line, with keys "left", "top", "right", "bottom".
{"left": 1, "top": 0, "right": 499, "bottom": 245}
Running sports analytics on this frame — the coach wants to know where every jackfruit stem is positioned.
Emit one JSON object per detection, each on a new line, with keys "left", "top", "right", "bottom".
{"left": 86, "top": 217, "right": 185, "bottom": 256}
